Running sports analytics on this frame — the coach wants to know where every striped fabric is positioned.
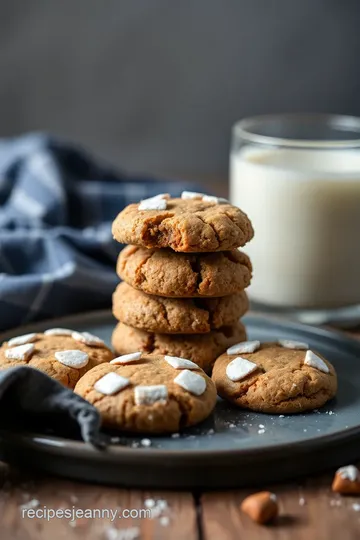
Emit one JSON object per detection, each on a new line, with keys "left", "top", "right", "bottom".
{"left": 0, "top": 134, "right": 199, "bottom": 330}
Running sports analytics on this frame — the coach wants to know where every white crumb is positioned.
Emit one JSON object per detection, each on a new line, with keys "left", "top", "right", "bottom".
{"left": 20, "top": 499, "right": 40, "bottom": 510}
{"left": 160, "top": 516, "right": 170, "bottom": 526}
{"left": 140, "top": 438, "right": 151, "bottom": 447}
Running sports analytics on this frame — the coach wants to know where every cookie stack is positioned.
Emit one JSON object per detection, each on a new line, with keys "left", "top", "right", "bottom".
{"left": 111, "top": 192, "right": 254, "bottom": 372}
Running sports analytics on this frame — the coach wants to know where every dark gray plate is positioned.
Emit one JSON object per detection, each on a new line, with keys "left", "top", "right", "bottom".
{"left": 0, "top": 311, "right": 360, "bottom": 489}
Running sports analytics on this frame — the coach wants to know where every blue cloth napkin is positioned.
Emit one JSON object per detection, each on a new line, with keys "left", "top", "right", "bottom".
{"left": 0, "top": 366, "right": 104, "bottom": 447}
{"left": 0, "top": 133, "right": 198, "bottom": 331}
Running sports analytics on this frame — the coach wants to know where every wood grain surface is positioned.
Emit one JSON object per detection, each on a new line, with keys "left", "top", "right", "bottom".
{"left": 0, "top": 463, "right": 198, "bottom": 540}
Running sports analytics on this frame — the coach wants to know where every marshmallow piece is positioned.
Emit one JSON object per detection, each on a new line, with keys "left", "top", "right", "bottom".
{"left": 44, "top": 328, "right": 73, "bottom": 336}
{"left": 174, "top": 370, "right": 206, "bottom": 396}
{"left": 202, "top": 195, "right": 229, "bottom": 204}
{"left": 227, "top": 340, "right": 260, "bottom": 355}
{"left": 164, "top": 355, "right": 198, "bottom": 370}
{"left": 5, "top": 343, "right": 34, "bottom": 362}
{"left": 134, "top": 385, "right": 168, "bottom": 405}
{"left": 55, "top": 350, "right": 89, "bottom": 368}
{"left": 226, "top": 357, "right": 258, "bottom": 382}
{"left": 337, "top": 465, "right": 360, "bottom": 482}
{"left": 181, "top": 191, "right": 206, "bottom": 200}
{"left": 278, "top": 339, "right": 309, "bottom": 350}
{"left": 72, "top": 331, "right": 105, "bottom": 348}
{"left": 304, "top": 350, "right": 329, "bottom": 373}
{"left": 94, "top": 372, "right": 130, "bottom": 396}
{"left": 8, "top": 333, "right": 37, "bottom": 347}
{"left": 138, "top": 194, "right": 169, "bottom": 210}
{"left": 110, "top": 352, "right": 142, "bottom": 365}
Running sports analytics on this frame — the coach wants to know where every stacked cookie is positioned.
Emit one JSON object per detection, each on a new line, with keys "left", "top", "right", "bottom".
{"left": 111, "top": 192, "right": 254, "bottom": 372}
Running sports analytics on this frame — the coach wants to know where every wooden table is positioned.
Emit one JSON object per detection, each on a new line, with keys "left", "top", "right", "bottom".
{"left": 1, "top": 460, "right": 360, "bottom": 539}
{"left": 1, "top": 332, "right": 360, "bottom": 540}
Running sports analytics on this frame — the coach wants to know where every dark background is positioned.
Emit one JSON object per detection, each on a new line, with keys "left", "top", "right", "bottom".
{"left": 1, "top": 0, "right": 359, "bottom": 179}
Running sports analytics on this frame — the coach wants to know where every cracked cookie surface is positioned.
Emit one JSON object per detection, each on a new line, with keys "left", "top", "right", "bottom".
{"left": 75, "top": 355, "right": 217, "bottom": 433}
{"left": 117, "top": 245, "right": 252, "bottom": 297}
{"left": 212, "top": 342, "right": 337, "bottom": 414}
{"left": 112, "top": 321, "right": 247, "bottom": 373}
{"left": 112, "top": 198, "right": 254, "bottom": 252}
{"left": 113, "top": 282, "right": 249, "bottom": 334}
{"left": 0, "top": 333, "right": 114, "bottom": 388}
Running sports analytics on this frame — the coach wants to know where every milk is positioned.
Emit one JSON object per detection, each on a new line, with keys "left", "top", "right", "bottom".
{"left": 230, "top": 148, "right": 360, "bottom": 308}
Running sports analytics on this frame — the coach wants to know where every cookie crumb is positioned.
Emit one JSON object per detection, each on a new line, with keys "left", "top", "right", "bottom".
{"left": 240, "top": 491, "right": 278, "bottom": 524}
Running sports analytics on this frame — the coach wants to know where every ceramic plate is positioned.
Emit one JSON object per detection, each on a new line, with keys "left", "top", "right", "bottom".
{"left": 0, "top": 311, "right": 359, "bottom": 488}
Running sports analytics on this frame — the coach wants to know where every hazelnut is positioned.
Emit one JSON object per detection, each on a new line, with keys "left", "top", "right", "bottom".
{"left": 240, "top": 491, "right": 278, "bottom": 524}
{"left": 332, "top": 465, "right": 360, "bottom": 494}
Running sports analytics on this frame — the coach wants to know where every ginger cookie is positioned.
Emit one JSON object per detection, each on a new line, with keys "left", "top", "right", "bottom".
{"left": 0, "top": 329, "right": 114, "bottom": 389}
{"left": 111, "top": 321, "right": 247, "bottom": 373}
{"left": 212, "top": 341, "right": 337, "bottom": 413}
{"left": 117, "top": 245, "right": 252, "bottom": 297}
{"left": 112, "top": 196, "right": 254, "bottom": 252}
{"left": 113, "top": 282, "right": 249, "bottom": 334}
{"left": 75, "top": 353, "right": 217, "bottom": 433}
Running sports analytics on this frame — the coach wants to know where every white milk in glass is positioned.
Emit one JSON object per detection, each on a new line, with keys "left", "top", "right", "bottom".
{"left": 230, "top": 148, "right": 360, "bottom": 308}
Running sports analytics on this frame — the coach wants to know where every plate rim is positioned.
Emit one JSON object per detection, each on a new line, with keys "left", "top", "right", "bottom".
{"left": 1, "top": 309, "right": 360, "bottom": 459}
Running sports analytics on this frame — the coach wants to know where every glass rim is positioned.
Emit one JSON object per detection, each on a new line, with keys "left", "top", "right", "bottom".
{"left": 233, "top": 113, "right": 360, "bottom": 149}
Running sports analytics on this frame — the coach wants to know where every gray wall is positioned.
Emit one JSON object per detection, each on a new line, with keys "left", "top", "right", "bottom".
{"left": 1, "top": 0, "right": 360, "bottom": 178}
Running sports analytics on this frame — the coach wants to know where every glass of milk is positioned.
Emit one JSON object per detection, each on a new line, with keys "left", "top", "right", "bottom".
{"left": 230, "top": 114, "right": 360, "bottom": 325}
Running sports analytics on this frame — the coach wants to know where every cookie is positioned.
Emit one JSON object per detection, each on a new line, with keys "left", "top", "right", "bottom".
{"left": 112, "top": 196, "right": 254, "bottom": 252}
{"left": 111, "top": 321, "right": 247, "bottom": 373}
{"left": 117, "top": 245, "right": 252, "bottom": 297}
{"left": 75, "top": 353, "right": 217, "bottom": 433}
{"left": 0, "top": 329, "right": 114, "bottom": 389}
{"left": 113, "top": 282, "right": 249, "bottom": 334}
{"left": 212, "top": 342, "right": 337, "bottom": 413}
